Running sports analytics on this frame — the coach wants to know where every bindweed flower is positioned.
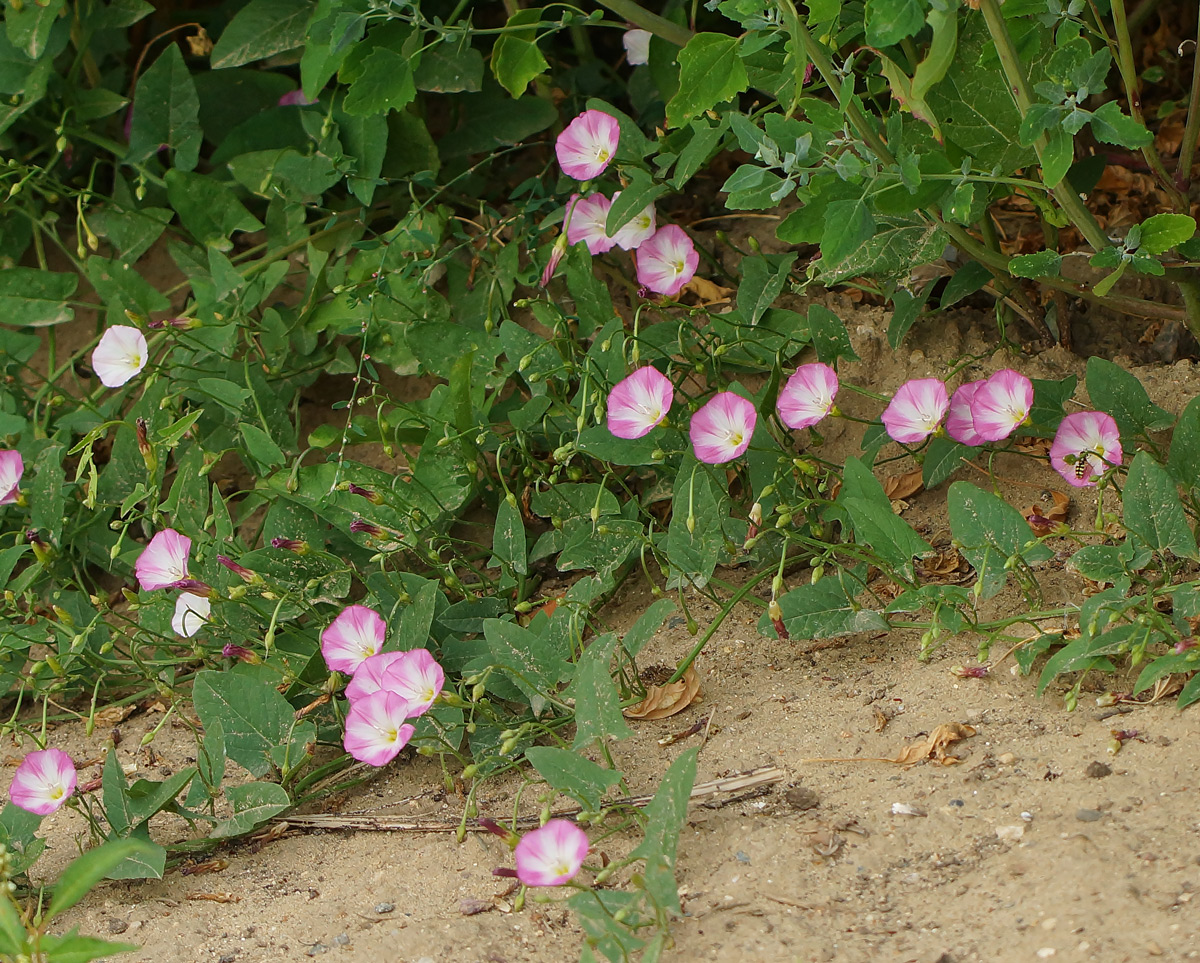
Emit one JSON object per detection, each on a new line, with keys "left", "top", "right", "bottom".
{"left": 345, "top": 649, "right": 445, "bottom": 716}
{"left": 623, "top": 28, "right": 651, "bottom": 65}
{"left": 555, "top": 109, "right": 620, "bottom": 181}
{"left": 606, "top": 366, "right": 673, "bottom": 439}
{"left": 635, "top": 225, "right": 699, "bottom": 297}
{"left": 690, "top": 392, "right": 757, "bottom": 464}
{"left": 9, "top": 748, "right": 77, "bottom": 815}
{"left": 768, "top": 598, "right": 788, "bottom": 640}
{"left": 171, "top": 592, "right": 211, "bottom": 638}
{"left": 349, "top": 518, "right": 386, "bottom": 537}
{"left": 540, "top": 234, "right": 569, "bottom": 287}
{"left": 278, "top": 89, "right": 318, "bottom": 106}
{"left": 945, "top": 380, "right": 987, "bottom": 446}
{"left": 881, "top": 378, "right": 949, "bottom": 444}
{"left": 607, "top": 192, "right": 656, "bottom": 250}
{"left": 270, "top": 537, "right": 309, "bottom": 553}
{"left": 971, "top": 369, "right": 1033, "bottom": 442}
{"left": 565, "top": 193, "right": 616, "bottom": 254}
{"left": 92, "top": 325, "right": 148, "bottom": 388}
{"left": 222, "top": 643, "right": 260, "bottom": 663}
{"left": 321, "top": 604, "right": 386, "bottom": 674}
{"left": 1050, "top": 411, "right": 1122, "bottom": 487}
{"left": 347, "top": 483, "right": 383, "bottom": 505}
{"left": 777, "top": 363, "right": 839, "bottom": 430}
{"left": 0, "top": 449, "right": 23, "bottom": 505}
{"left": 343, "top": 690, "right": 415, "bottom": 767}
{"left": 135, "top": 529, "right": 191, "bottom": 590}
{"left": 514, "top": 819, "right": 590, "bottom": 887}
{"left": 216, "top": 555, "right": 260, "bottom": 584}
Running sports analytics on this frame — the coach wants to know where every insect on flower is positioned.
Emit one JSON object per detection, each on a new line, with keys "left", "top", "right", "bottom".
{"left": 1050, "top": 411, "right": 1122, "bottom": 488}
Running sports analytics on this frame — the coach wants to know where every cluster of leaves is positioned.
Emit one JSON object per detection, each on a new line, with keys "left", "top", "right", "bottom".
{"left": 3, "top": 0, "right": 1200, "bottom": 961}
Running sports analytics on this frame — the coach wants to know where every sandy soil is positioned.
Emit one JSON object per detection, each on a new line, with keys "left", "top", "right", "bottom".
{"left": 18, "top": 312, "right": 1200, "bottom": 963}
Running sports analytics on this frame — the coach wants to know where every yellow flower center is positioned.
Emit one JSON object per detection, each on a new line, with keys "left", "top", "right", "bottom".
{"left": 49, "top": 787, "right": 63, "bottom": 800}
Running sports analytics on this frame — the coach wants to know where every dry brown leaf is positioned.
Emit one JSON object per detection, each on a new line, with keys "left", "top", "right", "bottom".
{"left": 624, "top": 666, "right": 702, "bottom": 720}
{"left": 186, "top": 27, "right": 213, "bottom": 56}
{"left": 890, "top": 722, "right": 977, "bottom": 766}
{"left": 883, "top": 469, "right": 924, "bottom": 501}
{"left": 681, "top": 277, "right": 735, "bottom": 306}
{"left": 94, "top": 704, "right": 138, "bottom": 726}
{"left": 180, "top": 858, "right": 228, "bottom": 876}
{"left": 915, "top": 548, "right": 972, "bottom": 583}
{"left": 1025, "top": 490, "right": 1070, "bottom": 536}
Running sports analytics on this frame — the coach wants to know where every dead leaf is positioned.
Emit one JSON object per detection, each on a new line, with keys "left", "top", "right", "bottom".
{"left": 180, "top": 858, "right": 228, "bottom": 876}
{"left": 883, "top": 469, "right": 924, "bottom": 501}
{"left": 681, "top": 277, "right": 735, "bottom": 306}
{"left": 1013, "top": 438, "right": 1051, "bottom": 462}
{"left": 624, "top": 665, "right": 702, "bottom": 720}
{"left": 915, "top": 547, "right": 972, "bottom": 583}
{"left": 95, "top": 704, "right": 137, "bottom": 726}
{"left": 890, "top": 722, "right": 977, "bottom": 766}
{"left": 1026, "top": 490, "right": 1070, "bottom": 535}
{"left": 186, "top": 27, "right": 213, "bottom": 56}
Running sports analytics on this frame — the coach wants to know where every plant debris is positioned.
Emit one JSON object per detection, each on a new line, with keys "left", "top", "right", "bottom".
{"left": 624, "top": 666, "right": 702, "bottom": 720}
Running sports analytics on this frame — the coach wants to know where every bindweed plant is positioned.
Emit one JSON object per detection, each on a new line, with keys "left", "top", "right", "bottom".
{"left": 3, "top": 0, "right": 1200, "bottom": 959}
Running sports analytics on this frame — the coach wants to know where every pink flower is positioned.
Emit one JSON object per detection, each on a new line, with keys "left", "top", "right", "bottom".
{"left": 321, "top": 605, "right": 386, "bottom": 674}
{"left": 9, "top": 748, "right": 77, "bottom": 815}
{"left": 135, "top": 529, "right": 191, "bottom": 590}
{"left": 515, "top": 819, "right": 590, "bottom": 887}
{"left": 278, "top": 89, "right": 318, "bottom": 106}
{"left": 92, "top": 325, "right": 148, "bottom": 388}
{"left": 881, "top": 378, "right": 949, "bottom": 444}
{"left": 555, "top": 109, "right": 620, "bottom": 181}
{"left": 342, "top": 690, "right": 415, "bottom": 767}
{"left": 777, "top": 363, "right": 838, "bottom": 430}
{"left": 622, "top": 28, "right": 651, "bottom": 66}
{"left": 971, "top": 369, "right": 1033, "bottom": 442}
{"left": 607, "top": 367, "right": 673, "bottom": 439}
{"left": 608, "top": 192, "right": 656, "bottom": 250}
{"left": 566, "top": 193, "right": 616, "bottom": 254}
{"left": 171, "top": 592, "right": 210, "bottom": 638}
{"left": 346, "top": 649, "right": 445, "bottom": 716}
{"left": 690, "top": 392, "right": 757, "bottom": 464}
{"left": 635, "top": 225, "right": 699, "bottom": 297}
{"left": 0, "top": 449, "right": 23, "bottom": 505}
{"left": 540, "top": 235, "right": 568, "bottom": 287}
{"left": 945, "top": 380, "right": 987, "bottom": 446}
{"left": 1050, "top": 411, "right": 1122, "bottom": 487}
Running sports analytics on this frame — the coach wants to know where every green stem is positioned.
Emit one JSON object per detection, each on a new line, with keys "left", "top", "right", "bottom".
{"left": 593, "top": 0, "right": 691, "bottom": 47}
{"left": 668, "top": 567, "right": 775, "bottom": 683}
{"left": 977, "top": 0, "right": 1109, "bottom": 252}
{"left": 1179, "top": 15, "right": 1200, "bottom": 189}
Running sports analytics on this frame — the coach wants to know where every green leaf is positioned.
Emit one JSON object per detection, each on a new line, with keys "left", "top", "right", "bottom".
{"left": 605, "top": 169, "right": 668, "bottom": 235}
{"left": 817, "top": 217, "right": 947, "bottom": 286}
{"left": 165, "top": 170, "right": 263, "bottom": 251}
{"left": 842, "top": 458, "right": 930, "bottom": 578}
{"left": 1009, "top": 250, "right": 1063, "bottom": 278}
{"left": 628, "top": 747, "right": 697, "bottom": 914}
{"left": 47, "top": 839, "right": 157, "bottom": 921}
{"left": 820, "top": 199, "right": 876, "bottom": 269}
{"left": 922, "top": 436, "right": 972, "bottom": 488}
{"left": 210, "top": 0, "right": 312, "bottom": 68}
{"left": 0, "top": 892, "right": 25, "bottom": 956}
{"left": 665, "top": 33, "right": 749, "bottom": 128}
{"left": 738, "top": 253, "right": 796, "bottom": 325}
{"left": 192, "top": 669, "right": 296, "bottom": 776}
{"left": 948, "top": 482, "right": 1053, "bottom": 599}
{"left": 1136, "top": 213, "right": 1196, "bottom": 255}
{"left": 37, "top": 932, "right": 140, "bottom": 963}
{"left": 211, "top": 783, "right": 291, "bottom": 837}
{"left": 1041, "top": 127, "right": 1074, "bottom": 188}
{"left": 1122, "top": 452, "right": 1197, "bottom": 559}
{"left": 103, "top": 827, "right": 166, "bottom": 880}
{"left": 759, "top": 579, "right": 889, "bottom": 639}
{"left": 415, "top": 35, "right": 484, "bottom": 92}
{"left": 1089, "top": 100, "right": 1152, "bottom": 148}
{"left": 524, "top": 746, "right": 622, "bottom": 812}
{"left": 1085, "top": 357, "right": 1173, "bottom": 437}
{"left": 238, "top": 423, "right": 286, "bottom": 471}
{"left": 571, "top": 632, "right": 632, "bottom": 749}
{"left": 491, "top": 497, "right": 528, "bottom": 576}
{"left": 483, "top": 619, "right": 565, "bottom": 716}
{"left": 576, "top": 425, "right": 662, "bottom": 466}
{"left": 343, "top": 47, "right": 417, "bottom": 115}
{"left": 5, "top": 0, "right": 64, "bottom": 59}
{"left": 126, "top": 43, "right": 201, "bottom": 171}
{"left": 1037, "top": 625, "right": 1135, "bottom": 695}
{"left": 865, "top": 0, "right": 925, "bottom": 47}
{"left": 663, "top": 465, "right": 731, "bottom": 586}
{"left": 29, "top": 443, "right": 65, "bottom": 542}
{"left": 806, "top": 303, "right": 858, "bottom": 364}
{"left": 887, "top": 280, "right": 934, "bottom": 349}
{"left": 337, "top": 110, "right": 388, "bottom": 205}
{"left": 0, "top": 268, "right": 77, "bottom": 327}
{"left": 939, "top": 260, "right": 991, "bottom": 308}
{"left": 1168, "top": 396, "right": 1200, "bottom": 490}
{"left": 491, "top": 8, "right": 548, "bottom": 97}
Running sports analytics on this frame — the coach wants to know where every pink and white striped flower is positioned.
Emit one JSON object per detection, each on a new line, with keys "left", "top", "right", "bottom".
{"left": 92, "top": 325, "right": 148, "bottom": 388}
{"left": 0, "top": 449, "right": 23, "bottom": 505}
{"left": 514, "top": 819, "right": 590, "bottom": 887}
{"left": 608, "top": 192, "right": 656, "bottom": 250}
{"left": 777, "top": 363, "right": 839, "bottom": 430}
{"left": 342, "top": 690, "right": 415, "bottom": 767}
{"left": 9, "top": 748, "right": 77, "bottom": 815}
{"left": 690, "top": 392, "right": 757, "bottom": 464}
{"left": 970, "top": 369, "right": 1033, "bottom": 442}
{"left": 555, "top": 110, "right": 620, "bottom": 181}
{"left": 881, "top": 378, "right": 949, "bottom": 445}
{"left": 171, "top": 592, "right": 211, "bottom": 638}
{"left": 321, "top": 605, "right": 386, "bottom": 674}
{"left": 607, "top": 367, "right": 673, "bottom": 439}
{"left": 135, "top": 529, "right": 191, "bottom": 590}
{"left": 346, "top": 649, "right": 445, "bottom": 717}
{"left": 945, "top": 380, "right": 987, "bottom": 446}
{"left": 623, "top": 28, "right": 651, "bottom": 65}
{"left": 1050, "top": 411, "right": 1122, "bottom": 487}
{"left": 566, "top": 193, "right": 616, "bottom": 254}
{"left": 635, "top": 225, "right": 699, "bottom": 297}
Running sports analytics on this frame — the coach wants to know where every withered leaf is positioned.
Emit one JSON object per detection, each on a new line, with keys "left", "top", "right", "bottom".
{"left": 915, "top": 547, "right": 972, "bottom": 583}
{"left": 883, "top": 469, "right": 924, "bottom": 501}
{"left": 624, "top": 665, "right": 702, "bottom": 720}
{"left": 890, "top": 722, "right": 977, "bottom": 766}
{"left": 1026, "top": 490, "right": 1070, "bottom": 536}
{"left": 95, "top": 704, "right": 138, "bottom": 726}
{"left": 681, "top": 277, "right": 735, "bottom": 305}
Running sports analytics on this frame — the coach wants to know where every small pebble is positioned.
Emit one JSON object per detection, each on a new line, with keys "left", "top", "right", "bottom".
{"left": 785, "top": 786, "right": 820, "bottom": 810}
{"left": 948, "top": 798, "right": 964, "bottom": 807}
{"left": 306, "top": 944, "right": 329, "bottom": 957}
{"left": 997, "top": 752, "right": 1016, "bottom": 765}
{"left": 996, "top": 825, "right": 1025, "bottom": 841}
{"left": 107, "top": 919, "right": 129, "bottom": 935}
{"left": 1085, "top": 761, "right": 1112, "bottom": 779}
{"left": 1036, "top": 949, "right": 1056, "bottom": 959}
{"left": 219, "top": 955, "right": 236, "bottom": 963}
{"left": 1075, "top": 808, "right": 1102, "bottom": 822}
{"left": 373, "top": 903, "right": 395, "bottom": 915}
{"left": 735, "top": 851, "right": 751, "bottom": 863}
{"left": 892, "top": 802, "right": 926, "bottom": 817}
{"left": 331, "top": 934, "right": 350, "bottom": 947}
